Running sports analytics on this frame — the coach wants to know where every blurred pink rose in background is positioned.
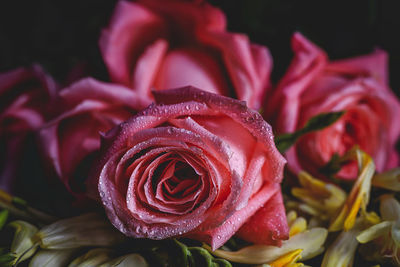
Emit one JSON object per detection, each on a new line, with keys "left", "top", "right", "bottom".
{"left": 0, "top": 65, "right": 56, "bottom": 192}
{"left": 89, "top": 87, "right": 288, "bottom": 250}
{"left": 265, "top": 33, "right": 400, "bottom": 179}
{"left": 100, "top": 0, "right": 272, "bottom": 109}
{"left": 38, "top": 78, "right": 150, "bottom": 199}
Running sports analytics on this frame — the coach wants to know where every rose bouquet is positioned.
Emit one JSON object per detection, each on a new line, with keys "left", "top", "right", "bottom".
{"left": 1, "top": 0, "right": 400, "bottom": 266}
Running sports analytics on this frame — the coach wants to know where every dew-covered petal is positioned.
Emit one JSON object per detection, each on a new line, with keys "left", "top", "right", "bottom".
{"left": 237, "top": 190, "right": 289, "bottom": 246}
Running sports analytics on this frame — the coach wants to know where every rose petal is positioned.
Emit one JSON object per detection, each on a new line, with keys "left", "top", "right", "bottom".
{"left": 237, "top": 190, "right": 289, "bottom": 246}
{"left": 153, "top": 47, "right": 229, "bottom": 96}
{"left": 189, "top": 183, "right": 280, "bottom": 250}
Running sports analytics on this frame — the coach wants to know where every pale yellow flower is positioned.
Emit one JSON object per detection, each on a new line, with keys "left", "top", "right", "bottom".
{"left": 265, "top": 249, "right": 303, "bottom": 267}
{"left": 69, "top": 248, "right": 113, "bottom": 266}
{"left": 329, "top": 147, "right": 379, "bottom": 231}
{"left": 291, "top": 171, "right": 346, "bottom": 222}
{"left": 33, "top": 213, "right": 125, "bottom": 249}
{"left": 322, "top": 217, "right": 366, "bottom": 267}
{"left": 8, "top": 220, "right": 39, "bottom": 265}
{"left": 205, "top": 211, "right": 327, "bottom": 265}
{"left": 357, "top": 195, "right": 400, "bottom": 265}
{"left": 372, "top": 168, "right": 400, "bottom": 191}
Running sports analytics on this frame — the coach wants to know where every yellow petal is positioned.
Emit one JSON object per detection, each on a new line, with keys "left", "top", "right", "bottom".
{"left": 289, "top": 217, "right": 307, "bottom": 237}
{"left": 286, "top": 201, "right": 322, "bottom": 218}
{"left": 329, "top": 147, "right": 375, "bottom": 231}
{"left": 287, "top": 211, "right": 298, "bottom": 226}
{"left": 0, "top": 189, "right": 13, "bottom": 204}
{"left": 292, "top": 172, "right": 346, "bottom": 216}
{"left": 269, "top": 249, "right": 303, "bottom": 267}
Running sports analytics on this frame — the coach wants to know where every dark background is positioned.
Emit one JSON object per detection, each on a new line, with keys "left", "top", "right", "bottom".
{"left": 0, "top": 0, "right": 399, "bottom": 96}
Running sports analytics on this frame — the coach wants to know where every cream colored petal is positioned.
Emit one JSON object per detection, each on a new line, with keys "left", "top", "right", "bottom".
{"left": 8, "top": 220, "right": 39, "bottom": 264}
{"left": 372, "top": 168, "right": 400, "bottom": 191}
{"left": 322, "top": 223, "right": 361, "bottom": 267}
{"left": 380, "top": 195, "right": 400, "bottom": 221}
{"left": 205, "top": 228, "right": 327, "bottom": 264}
{"left": 68, "top": 248, "right": 113, "bottom": 267}
{"left": 356, "top": 221, "right": 392, "bottom": 243}
{"left": 99, "top": 254, "right": 149, "bottom": 267}
{"left": 29, "top": 249, "right": 78, "bottom": 267}
{"left": 34, "top": 213, "right": 125, "bottom": 249}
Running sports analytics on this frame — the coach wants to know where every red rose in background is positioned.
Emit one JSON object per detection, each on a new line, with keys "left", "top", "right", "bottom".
{"left": 100, "top": 0, "right": 271, "bottom": 109}
{"left": 89, "top": 86, "right": 288, "bottom": 250}
{"left": 265, "top": 33, "right": 400, "bottom": 179}
{"left": 38, "top": 78, "right": 150, "bottom": 199}
{"left": 0, "top": 65, "right": 56, "bottom": 192}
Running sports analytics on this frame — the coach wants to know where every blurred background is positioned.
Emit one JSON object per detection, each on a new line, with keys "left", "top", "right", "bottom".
{"left": 0, "top": 0, "right": 399, "bottom": 96}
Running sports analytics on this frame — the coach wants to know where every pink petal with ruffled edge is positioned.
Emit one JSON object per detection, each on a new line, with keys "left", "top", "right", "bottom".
{"left": 38, "top": 78, "right": 149, "bottom": 196}
{"left": 265, "top": 32, "right": 327, "bottom": 134}
{"left": 198, "top": 30, "right": 272, "bottom": 109}
{"left": 0, "top": 65, "right": 56, "bottom": 193}
{"left": 153, "top": 47, "right": 229, "bottom": 96}
{"left": 99, "top": 1, "right": 166, "bottom": 86}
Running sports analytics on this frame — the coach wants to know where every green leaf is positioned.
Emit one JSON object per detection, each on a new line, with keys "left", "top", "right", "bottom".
{"left": 0, "top": 253, "right": 16, "bottom": 266}
{"left": 171, "top": 239, "right": 194, "bottom": 267}
{"left": 12, "top": 197, "right": 27, "bottom": 209}
{"left": 189, "top": 247, "right": 232, "bottom": 267}
{"left": 0, "top": 210, "right": 9, "bottom": 230}
{"left": 275, "top": 111, "right": 345, "bottom": 153}
{"left": 319, "top": 153, "right": 342, "bottom": 177}
{"left": 0, "top": 189, "right": 57, "bottom": 225}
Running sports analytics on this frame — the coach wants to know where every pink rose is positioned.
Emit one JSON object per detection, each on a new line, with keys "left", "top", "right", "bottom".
{"left": 265, "top": 33, "right": 400, "bottom": 179}
{"left": 38, "top": 78, "right": 150, "bottom": 198}
{"left": 89, "top": 86, "right": 288, "bottom": 250}
{"left": 100, "top": 0, "right": 271, "bottom": 109}
{"left": 0, "top": 65, "right": 56, "bottom": 192}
